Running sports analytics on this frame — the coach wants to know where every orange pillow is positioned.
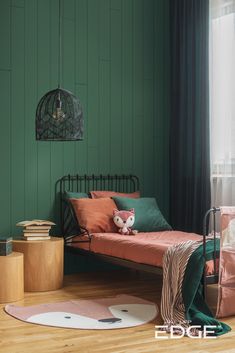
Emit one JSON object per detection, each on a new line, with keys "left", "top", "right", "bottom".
{"left": 70, "top": 197, "right": 117, "bottom": 233}
{"left": 90, "top": 190, "right": 140, "bottom": 199}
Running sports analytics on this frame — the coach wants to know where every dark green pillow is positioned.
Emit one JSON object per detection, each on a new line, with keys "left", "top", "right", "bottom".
{"left": 112, "top": 197, "right": 172, "bottom": 232}
{"left": 63, "top": 191, "right": 89, "bottom": 235}
{"left": 64, "top": 191, "right": 89, "bottom": 200}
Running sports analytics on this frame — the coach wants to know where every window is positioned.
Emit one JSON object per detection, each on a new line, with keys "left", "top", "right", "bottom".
{"left": 210, "top": 0, "right": 235, "bottom": 205}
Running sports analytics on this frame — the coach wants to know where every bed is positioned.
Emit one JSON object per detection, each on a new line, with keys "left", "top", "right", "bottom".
{"left": 58, "top": 174, "right": 219, "bottom": 287}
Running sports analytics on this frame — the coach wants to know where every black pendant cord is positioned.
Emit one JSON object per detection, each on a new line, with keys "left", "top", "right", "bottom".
{"left": 58, "top": 0, "right": 62, "bottom": 89}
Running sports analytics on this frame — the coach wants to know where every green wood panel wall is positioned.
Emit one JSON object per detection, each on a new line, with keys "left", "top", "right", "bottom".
{"left": 0, "top": 0, "right": 170, "bottom": 271}
{"left": 154, "top": 0, "right": 170, "bottom": 217}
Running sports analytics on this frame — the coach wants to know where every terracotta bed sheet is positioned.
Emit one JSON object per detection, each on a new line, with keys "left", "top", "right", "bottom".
{"left": 68, "top": 230, "right": 216, "bottom": 274}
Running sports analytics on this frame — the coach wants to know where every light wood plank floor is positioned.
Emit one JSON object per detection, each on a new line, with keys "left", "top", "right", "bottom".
{"left": 0, "top": 270, "right": 235, "bottom": 353}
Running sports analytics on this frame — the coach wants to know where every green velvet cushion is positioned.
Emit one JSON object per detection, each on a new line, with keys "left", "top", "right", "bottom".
{"left": 63, "top": 191, "right": 89, "bottom": 235}
{"left": 64, "top": 191, "right": 89, "bottom": 200}
{"left": 112, "top": 197, "right": 172, "bottom": 232}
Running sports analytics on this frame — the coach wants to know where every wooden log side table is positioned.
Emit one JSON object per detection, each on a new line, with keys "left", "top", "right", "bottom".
{"left": 12, "top": 237, "right": 64, "bottom": 292}
{"left": 0, "top": 252, "right": 24, "bottom": 303}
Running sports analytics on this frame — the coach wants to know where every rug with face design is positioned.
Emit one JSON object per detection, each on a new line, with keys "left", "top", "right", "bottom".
{"left": 5, "top": 294, "right": 158, "bottom": 329}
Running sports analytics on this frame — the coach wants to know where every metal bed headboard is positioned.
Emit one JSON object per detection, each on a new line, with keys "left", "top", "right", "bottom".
{"left": 59, "top": 174, "right": 140, "bottom": 237}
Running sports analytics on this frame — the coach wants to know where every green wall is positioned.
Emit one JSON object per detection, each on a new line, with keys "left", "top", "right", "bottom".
{"left": 0, "top": 0, "right": 169, "bottom": 250}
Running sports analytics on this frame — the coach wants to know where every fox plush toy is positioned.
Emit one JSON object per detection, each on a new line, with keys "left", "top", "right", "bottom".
{"left": 113, "top": 209, "right": 138, "bottom": 236}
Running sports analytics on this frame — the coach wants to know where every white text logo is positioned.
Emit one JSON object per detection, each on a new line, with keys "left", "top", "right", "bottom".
{"left": 155, "top": 325, "right": 217, "bottom": 339}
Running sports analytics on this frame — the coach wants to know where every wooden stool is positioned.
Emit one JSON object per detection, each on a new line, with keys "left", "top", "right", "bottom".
{"left": 13, "top": 237, "right": 64, "bottom": 292}
{"left": 0, "top": 252, "right": 24, "bottom": 303}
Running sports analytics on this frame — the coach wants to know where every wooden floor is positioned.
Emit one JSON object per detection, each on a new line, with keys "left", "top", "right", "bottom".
{"left": 0, "top": 269, "right": 235, "bottom": 353}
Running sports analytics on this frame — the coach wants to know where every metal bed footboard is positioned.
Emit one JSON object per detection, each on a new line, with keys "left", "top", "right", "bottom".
{"left": 203, "top": 207, "right": 221, "bottom": 299}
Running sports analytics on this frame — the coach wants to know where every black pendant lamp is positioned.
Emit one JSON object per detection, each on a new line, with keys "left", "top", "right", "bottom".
{"left": 36, "top": 0, "right": 83, "bottom": 141}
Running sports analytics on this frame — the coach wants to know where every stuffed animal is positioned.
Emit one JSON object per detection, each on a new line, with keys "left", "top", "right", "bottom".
{"left": 113, "top": 209, "right": 138, "bottom": 236}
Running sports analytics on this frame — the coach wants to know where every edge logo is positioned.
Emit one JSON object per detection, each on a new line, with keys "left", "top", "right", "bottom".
{"left": 155, "top": 325, "right": 218, "bottom": 339}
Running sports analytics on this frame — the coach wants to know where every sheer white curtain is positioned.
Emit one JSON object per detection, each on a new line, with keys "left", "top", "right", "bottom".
{"left": 210, "top": 0, "right": 235, "bottom": 206}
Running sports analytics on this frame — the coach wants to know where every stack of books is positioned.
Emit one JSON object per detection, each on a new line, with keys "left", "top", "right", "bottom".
{"left": 16, "top": 220, "right": 55, "bottom": 241}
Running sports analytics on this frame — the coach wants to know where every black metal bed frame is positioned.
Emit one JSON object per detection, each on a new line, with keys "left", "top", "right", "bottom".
{"left": 59, "top": 174, "right": 220, "bottom": 284}
{"left": 203, "top": 207, "right": 221, "bottom": 294}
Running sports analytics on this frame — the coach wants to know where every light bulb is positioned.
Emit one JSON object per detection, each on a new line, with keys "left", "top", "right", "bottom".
{"left": 52, "top": 107, "right": 65, "bottom": 120}
{"left": 52, "top": 93, "right": 66, "bottom": 120}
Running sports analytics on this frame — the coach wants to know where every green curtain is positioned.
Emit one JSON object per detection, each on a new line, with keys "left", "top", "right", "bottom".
{"left": 169, "top": 0, "right": 211, "bottom": 234}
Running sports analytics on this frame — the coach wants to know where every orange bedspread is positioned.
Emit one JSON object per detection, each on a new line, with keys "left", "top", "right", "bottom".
{"left": 68, "top": 230, "right": 215, "bottom": 274}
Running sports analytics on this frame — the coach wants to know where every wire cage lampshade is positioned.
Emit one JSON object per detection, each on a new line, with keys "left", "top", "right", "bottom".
{"left": 35, "top": 0, "right": 84, "bottom": 141}
{"left": 36, "top": 88, "right": 83, "bottom": 141}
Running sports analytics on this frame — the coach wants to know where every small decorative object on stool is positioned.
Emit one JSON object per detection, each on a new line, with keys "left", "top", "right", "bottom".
{"left": 0, "top": 237, "right": 13, "bottom": 256}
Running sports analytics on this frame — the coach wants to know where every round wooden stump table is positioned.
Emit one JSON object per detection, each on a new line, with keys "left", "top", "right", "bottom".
{"left": 0, "top": 252, "right": 24, "bottom": 303}
{"left": 13, "top": 237, "right": 64, "bottom": 292}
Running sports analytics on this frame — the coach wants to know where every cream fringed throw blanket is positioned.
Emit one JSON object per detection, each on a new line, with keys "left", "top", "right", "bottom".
{"left": 161, "top": 240, "right": 202, "bottom": 328}
{"left": 160, "top": 239, "right": 230, "bottom": 336}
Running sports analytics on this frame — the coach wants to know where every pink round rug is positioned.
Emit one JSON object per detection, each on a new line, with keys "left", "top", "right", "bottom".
{"left": 5, "top": 294, "right": 158, "bottom": 330}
